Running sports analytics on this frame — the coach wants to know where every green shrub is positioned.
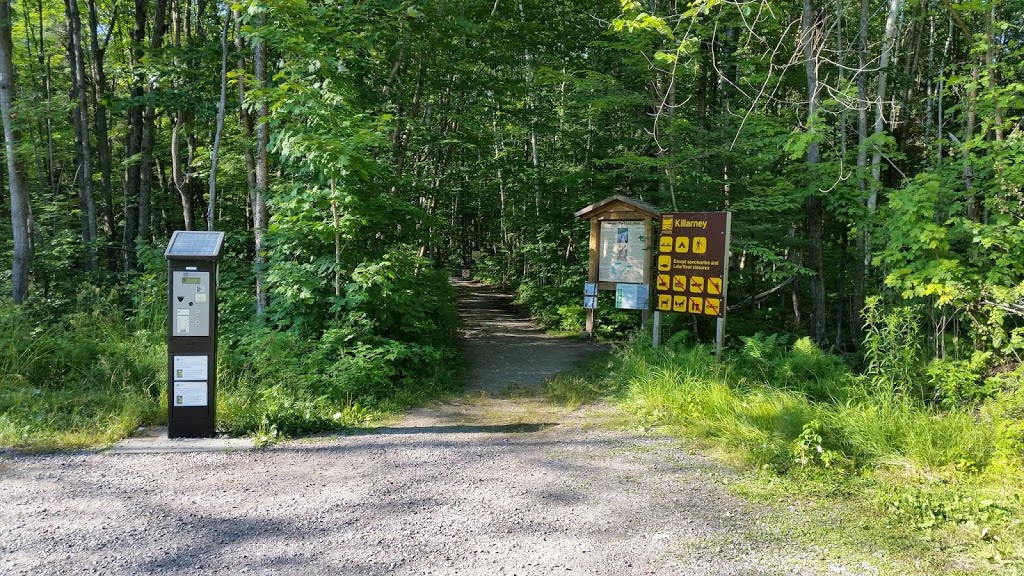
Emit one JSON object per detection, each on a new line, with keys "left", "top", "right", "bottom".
{"left": 738, "top": 332, "right": 788, "bottom": 382}
{"left": 214, "top": 254, "right": 461, "bottom": 440}
{"left": 926, "top": 352, "right": 996, "bottom": 408}
{"left": 1, "top": 251, "right": 461, "bottom": 449}
{"left": 738, "top": 333, "right": 856, "bottom": 403}
{"left": 862, "top": 297, "right": 925, "bottom": 399}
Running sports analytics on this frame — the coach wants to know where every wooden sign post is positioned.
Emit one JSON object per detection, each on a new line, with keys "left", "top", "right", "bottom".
{"left": 574, "top": 195, "right": 661, "bottom": 338}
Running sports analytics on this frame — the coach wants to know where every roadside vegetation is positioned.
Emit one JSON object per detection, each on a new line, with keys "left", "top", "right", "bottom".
{"left": 0, "top": 5, "right": 1021, "bottom": 551}
{"left": 545, "top": 319, "right": 1023, "bottom": 575}
{"left": 0, "top": 245, "right": 459, "bottom": 450}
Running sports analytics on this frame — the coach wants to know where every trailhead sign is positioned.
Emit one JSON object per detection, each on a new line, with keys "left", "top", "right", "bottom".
{"left": 655, "top": 212, "right": 731, "bottom": 317}
{"left": 575, "top": 195, "right": 661, "bottom": 338}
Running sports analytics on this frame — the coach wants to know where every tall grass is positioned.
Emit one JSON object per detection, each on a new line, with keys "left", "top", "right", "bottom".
{"left": 601, "top": 335, "right": 1011, "bottom": 474}
{"left": 552, "top": 333, "right": 1023, "bottom": 570}
{"left": 1, "top": 260, "right": 462, "bottom": 449}
{"left": 0, "top": 304, "right": 460, "bottom": 449}
{"left": 0, "top": 302, "right": 166, "bottom": 450}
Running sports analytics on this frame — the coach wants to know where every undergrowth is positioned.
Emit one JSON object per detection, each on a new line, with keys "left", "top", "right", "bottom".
{"left": 547, "top": 330, "right": 1024, "bottom": 574}
{"left": 0, "top": 294, "right": 166, "bottom": 450}
{"left": 0, "top": 253, "right": 461, "bottom": 450}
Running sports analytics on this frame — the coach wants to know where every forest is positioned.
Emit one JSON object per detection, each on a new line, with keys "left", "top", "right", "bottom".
{"left": 0, "top": 0, "right": 1022, "bottom": 568}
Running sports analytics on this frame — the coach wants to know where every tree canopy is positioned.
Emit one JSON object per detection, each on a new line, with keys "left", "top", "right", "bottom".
{"left": 0, "top": 0, "right": 1021, "bottom": 364}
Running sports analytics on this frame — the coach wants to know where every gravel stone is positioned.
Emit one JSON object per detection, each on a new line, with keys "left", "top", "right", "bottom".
{"left": 0, "top": 280, "right": 872, "bottom": 575}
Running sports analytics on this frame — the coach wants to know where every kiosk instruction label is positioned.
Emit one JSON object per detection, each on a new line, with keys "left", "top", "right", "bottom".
{"left": 173, "top": 381, "right": 208, "bottom": 407}
{"left": 655, "top": 212, "right": 731, "bottom": 317}
{"left": 173, "top": 355, "right": 208, "bottom": 381}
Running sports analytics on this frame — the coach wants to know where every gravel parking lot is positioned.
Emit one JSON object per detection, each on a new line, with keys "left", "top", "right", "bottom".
{"left": 0, "top": 281, "right": 867, "bottom": 575}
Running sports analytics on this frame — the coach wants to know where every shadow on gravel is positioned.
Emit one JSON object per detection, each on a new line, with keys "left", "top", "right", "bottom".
{"left": 358, "top": 423, "right": 559, "bottom": 435}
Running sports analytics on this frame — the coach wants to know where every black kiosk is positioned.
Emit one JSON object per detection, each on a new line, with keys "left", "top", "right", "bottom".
{"left": 165, "top": 231, "right": 225, "bottom": 438}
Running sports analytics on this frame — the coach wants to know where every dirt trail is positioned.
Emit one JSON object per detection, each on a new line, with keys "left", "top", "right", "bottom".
{"left": 454, "top": 279, "right": 601, "bottom": 395}
{"left": 0, "top": 281, "right": 868, "bottom": 575}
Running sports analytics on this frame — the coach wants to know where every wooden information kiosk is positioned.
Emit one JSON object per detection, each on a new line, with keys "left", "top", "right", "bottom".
{"left": 574, "top": 195, "right": 661, "bottom": 338}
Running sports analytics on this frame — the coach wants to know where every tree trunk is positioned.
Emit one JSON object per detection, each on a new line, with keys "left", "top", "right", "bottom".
{"left": 234, "top": 10, "right": 256, "bottom": 204}
{"left": 86, "top": 0, "right": 116, "bottom": 264}
{"left": 331, "top": 179, "right": 341, "bottom": 298}
{"left": 835, "top": 0, "right": 847, "bottom": 348}
{"left": 852, "top": 0, "right": 870, "bottom": 332}
{"left": 867, "top": 0, "right": 900, "bottom": 220}
{"left": 253, "top": 13, "right": 270, "bottom": 315}
{"left": 985, "top": 6, "right": 1002, "bottom": 143}
{"left": 0, "top": 0, "right": 32, "bottom": 303}
{"left": 944, "top": 3, "right": 981, "bottom": 220}
{"left": 123, "top": 0, "right": 146, "bottom": 268}
{"left": 34, "top": 0, "right": 57, "bottom": 204}
{"left": 171, "top": 113, "right": 196, "bottom": 230}
{"left": 802, "top": 0, "right": 826, "bottom": 344}
{"left": 788, "top": 226, "right": 802, "bottom": 327}
{"left": 139, "top": 0, "right": 167, "bottom": 245}
{"left": 207, "top": 11, "right": 231, "bottom": 230}
{"left": 392, "top": 57, "right": 426, "bottom": 184}
{"left": 64, "top": 0, "right": 97, "bottom": 268}
{"left": 963, "top": 57, "right": 981, "bottom": 221}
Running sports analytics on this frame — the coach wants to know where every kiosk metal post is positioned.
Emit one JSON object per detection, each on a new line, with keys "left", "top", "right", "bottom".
{"left": 165, "top": 231, "right": 226, "bottom": 438}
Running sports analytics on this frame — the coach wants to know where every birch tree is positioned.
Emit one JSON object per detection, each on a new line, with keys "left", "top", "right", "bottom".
{"left": 0, "top": 0, "right": 32, "bottom": 303}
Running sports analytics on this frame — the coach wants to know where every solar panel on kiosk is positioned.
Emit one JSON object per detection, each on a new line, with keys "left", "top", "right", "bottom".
{"left": 165, "top": 231, "right": 225, "bottom": 259}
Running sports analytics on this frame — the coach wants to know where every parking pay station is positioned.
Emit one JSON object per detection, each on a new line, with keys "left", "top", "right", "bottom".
{"left": 165, "top": 231, "right": 226, "bottom": 438}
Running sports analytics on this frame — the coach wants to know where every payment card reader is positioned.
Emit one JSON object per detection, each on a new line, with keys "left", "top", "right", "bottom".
{"left": 164, "top": 231, "right": 226, "bottom": 438}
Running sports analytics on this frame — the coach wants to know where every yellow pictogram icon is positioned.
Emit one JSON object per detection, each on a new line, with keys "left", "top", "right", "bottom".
{"left": 707, "top": 277, "right": 722, "bottom": 295}
{"left": 661, "top": 216, "right": 674, "bottom": 233}
{"left": 704, "top": 298, "right": 721, "bottom": 316}
{"left": 657, "top": 274, "right": 670, "bottom": 291}
{"left": 659, "top": 236, "right": 673, "bottom": 253}
{"left": 689, "top": 276, "right": 705, "bottom": 294}
{"left": 672, "top": 275, "right": 687, "bottom": 292}
{"left": 673, "top": 295, "right": 687, "bottom": 312}
{"left": 693, "top": 236, "right": 707, "bottom": 254}
{"left": 688, "top": 297, "right": 703, "bottom": 314}
{"left": 658, "top": 294, "right": 672, "bottom": 311}
{"left": 657, "top": 255, "right": 672, "bottom": 271}
{"left": 675, "top": 236, "right": 690, "bottom": 253}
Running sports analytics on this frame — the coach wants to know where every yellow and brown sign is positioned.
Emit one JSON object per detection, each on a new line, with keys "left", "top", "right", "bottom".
{"left": 653, "top": 211, "right": 731, "bottom": 318}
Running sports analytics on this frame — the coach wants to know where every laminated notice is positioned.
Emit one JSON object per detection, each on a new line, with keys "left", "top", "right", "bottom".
{"left": 173, "top": 355, "right": 208, "bottom": 381}
{"left": 173, "top": 381, "right": 208, "bottom": 407}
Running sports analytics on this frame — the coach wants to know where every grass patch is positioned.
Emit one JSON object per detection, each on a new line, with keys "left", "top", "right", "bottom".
{"left": 546, "top": 334, "right": 1024, "bottom": 575}
{"left": 0, "top": 303, "right": 166, "bottom": 450}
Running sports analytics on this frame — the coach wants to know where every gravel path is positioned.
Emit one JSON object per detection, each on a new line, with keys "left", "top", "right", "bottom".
{"left": 1, "top": 280, "right": 867, "bottom": 575}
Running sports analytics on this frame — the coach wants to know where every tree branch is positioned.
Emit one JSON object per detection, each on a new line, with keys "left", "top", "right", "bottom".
{"left": 727, "top": 277, "right": 796, "bottom": 312}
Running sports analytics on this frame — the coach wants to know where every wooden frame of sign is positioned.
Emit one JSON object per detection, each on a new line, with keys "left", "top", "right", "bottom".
{"left": 574, "top": 195, "right": 661, "bottom": 338}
